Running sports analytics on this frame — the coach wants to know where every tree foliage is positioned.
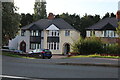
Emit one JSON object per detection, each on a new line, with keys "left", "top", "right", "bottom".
{"left": 34, "top": 1, "right": 47, "bottom": 21}
{"left": 59, "top": 13, "right": 101, "bottom": 38}
{"left": 116, "top": 22, "right": 120, "bottom": 36}
{"left": 2, "top": 2, "right": 20, "bottom": 45}
{"left": 72, "top": 37, "right": 103, "bottom": 55}
{"left": 19, "top": 13, "right": 34, "bottom": 28}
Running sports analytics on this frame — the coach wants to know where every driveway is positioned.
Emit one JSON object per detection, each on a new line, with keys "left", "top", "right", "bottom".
{"left": 51, "top": 54, "right": 67, "bottom": 59}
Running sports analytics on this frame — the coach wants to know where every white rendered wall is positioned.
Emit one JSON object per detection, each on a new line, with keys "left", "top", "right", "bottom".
{"left": 9, "top": 35, "right": 20, "bottom": 49}
{"left": 18, "top": 30, "right": 30, "bottom": 52}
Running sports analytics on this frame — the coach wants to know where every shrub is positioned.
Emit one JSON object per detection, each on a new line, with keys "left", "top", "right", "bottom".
{"left": 78, "top": 37, "right": 103, "bottom": 55}
{"left": 72, "top": 37, "right": 103, "bottom": 55}
{"left": 71, "top": 37, "right": 84, "bottom": 54}
{"left": 103, "top": 44, "right": 120, "bottom": 55}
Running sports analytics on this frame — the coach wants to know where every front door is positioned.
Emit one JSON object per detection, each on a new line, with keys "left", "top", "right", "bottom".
{"left": 64, "top": 43, "right": 70, "bottom": 55}
{"left": 20, "top": 41, "right": 26, "bottom": 52}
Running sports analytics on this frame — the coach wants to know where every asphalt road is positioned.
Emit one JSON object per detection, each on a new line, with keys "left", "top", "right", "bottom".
{"left": 2, "top": 56, "right": 119, "bottom": 79}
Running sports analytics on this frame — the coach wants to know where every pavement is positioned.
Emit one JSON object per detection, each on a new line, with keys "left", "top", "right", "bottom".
{"left": 51, "top": 54, "right": 119, "bottom": 67}
{"left": 2, "top": 54, "right": 120, "bottom": 67}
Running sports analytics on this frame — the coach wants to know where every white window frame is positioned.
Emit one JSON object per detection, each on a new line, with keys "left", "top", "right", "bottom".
{"left": 48, "top": 30, "right": 59, "bottom": 37}
{"left": 47, "top": 42, "right": 59, "bottom": 50}
{"left": 65, "top": 30, "right": 70, "bottom": 36}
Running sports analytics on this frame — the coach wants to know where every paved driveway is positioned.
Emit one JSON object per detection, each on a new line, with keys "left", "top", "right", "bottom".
{"left": 51, "top": 54, "right": 67, "bottom": 59}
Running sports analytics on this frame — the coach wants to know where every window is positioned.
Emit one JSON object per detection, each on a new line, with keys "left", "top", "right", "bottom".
{"left": 65, "top": 30, "right": 70, "bottom": 36}
{"left": 104, "top": 30, "right": 115, "bottom": 37}
{"left": 90, "top": 31, "right": 95, "bottom": 36}
{"left": 48, "top": 30, "right": 59, "bottom": 37}
{"left": 36, "top": 30, "right": 39, "bottom": 36}
{"left": 21, "top": 30, "right": 25, "bottom": 36}
{"left": 30, "top": 30, "right": 40, "bottom": 36}
{"left": 51, "top": 43, "right": 53, "bottom": 50}
{"left": 47, "top": 42, "right": 59, "bottom": 50}
{"left": 30, "top": 43, "right": 41, "bottom": 49}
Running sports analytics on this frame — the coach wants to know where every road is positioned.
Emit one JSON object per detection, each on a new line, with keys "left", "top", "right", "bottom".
{"left": 2, "top": 56, "right": 119, "bottom": 79}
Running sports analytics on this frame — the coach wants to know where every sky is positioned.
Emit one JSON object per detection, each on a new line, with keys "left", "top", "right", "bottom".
{"left": 14, "top": 0, "right": 119, "bottom": 17}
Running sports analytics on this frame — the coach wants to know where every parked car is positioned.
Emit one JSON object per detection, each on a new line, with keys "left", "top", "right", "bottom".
{"left": 12, "top": 50, "right": 24, "bottom": 54}
{"left": 1, "top": 46, "right": 23, "bottom": 54}
{"left": 28, "top": 49, "right": 52, "bottom": 59}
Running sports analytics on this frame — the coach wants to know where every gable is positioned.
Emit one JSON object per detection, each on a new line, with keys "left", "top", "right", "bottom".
{"left": 101, "top": 23, "right": 116, "bottom": 30}
{"left": 46, "top": 24, "right": 59, "bottom": 30}
{"left": 86, "top": 18, "right": 117, "bottom": 30}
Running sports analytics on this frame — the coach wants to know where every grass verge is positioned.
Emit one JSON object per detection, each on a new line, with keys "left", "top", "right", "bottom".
{"left": 1, "top": 52, "right": 38, "bottom": 59}
{"left": 66, "top": 54, "right": 120, "bottom": 59}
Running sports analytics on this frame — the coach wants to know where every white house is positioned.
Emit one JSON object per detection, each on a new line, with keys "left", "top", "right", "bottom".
{"left": 9, "top": 13, "right": 80, "bottom": 55}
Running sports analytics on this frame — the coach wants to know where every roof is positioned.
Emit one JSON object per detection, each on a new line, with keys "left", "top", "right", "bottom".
{"left": 21, "top": 18, "right": 75, "bottom": 30}
{"left": 86, "top": 18, "right": 118, "bottom": 30}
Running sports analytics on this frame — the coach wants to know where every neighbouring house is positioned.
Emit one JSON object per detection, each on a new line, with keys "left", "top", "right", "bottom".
{"left": 86, "top": 17, "right": 119, "bottom": 45}
{"left": 9, "top": 13, "right": 80, "bottom": 55}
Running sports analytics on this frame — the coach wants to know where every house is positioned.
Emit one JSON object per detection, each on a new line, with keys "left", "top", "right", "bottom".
{"left": 86, "top": 17, "right": 119, "bottom": 44}
{"left": 9, "top": 13, "right": 80, "bottom": 55}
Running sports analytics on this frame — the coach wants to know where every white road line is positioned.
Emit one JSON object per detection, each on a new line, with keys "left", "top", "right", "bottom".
{"left": 0, "top": 75, "right": 31, "bottom": 79}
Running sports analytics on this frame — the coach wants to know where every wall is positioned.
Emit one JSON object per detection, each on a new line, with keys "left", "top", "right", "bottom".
{"left": 43, "top": 29, "right": 80, "bottom": 54}
{"left": 9, "top": 35, "right": 20, "bottom": 49}
{"left": 18, "top": 30, "right": 30, "bottom": 52}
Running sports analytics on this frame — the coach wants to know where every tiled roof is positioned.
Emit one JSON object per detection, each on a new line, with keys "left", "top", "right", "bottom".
{"left": 86, "top": 18, "right": 118, "bottom": 30}
{"left": 21, "top": 18, "right": 75, "bottom": 30}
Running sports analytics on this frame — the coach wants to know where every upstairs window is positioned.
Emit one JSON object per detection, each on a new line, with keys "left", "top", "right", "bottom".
{"left": 104, "top": 30, "right": 115, "bottom": 37}
{"left": 21, "top": 30, "right": 25, "bottom": 36}
{"left": 30, "top": 30, "right": 40, "bottom": 36}
{"left": 65, "top": 30, "right": 70, "bottom": 36}
{"left": 48, "top": 30, "right": 59, "bottom": 37}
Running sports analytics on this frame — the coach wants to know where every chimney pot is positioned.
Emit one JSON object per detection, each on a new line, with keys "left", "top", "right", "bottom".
{"left": 48, "top": 13, "right": 55, "bottom": 20}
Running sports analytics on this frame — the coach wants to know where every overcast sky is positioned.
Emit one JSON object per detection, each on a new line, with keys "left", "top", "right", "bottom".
{"left": 14, "top": 0, "right": 119, "bottom": 17}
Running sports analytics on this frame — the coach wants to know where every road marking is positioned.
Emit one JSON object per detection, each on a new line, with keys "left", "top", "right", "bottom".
{"left": 0, "top": 75, "right": 31, "bottom": 79}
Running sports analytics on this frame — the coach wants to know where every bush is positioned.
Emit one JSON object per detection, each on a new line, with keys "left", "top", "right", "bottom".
{"left": 72, "top": 37, "right": 103, "bottom": 55}
{"left": 78, "top": 37, "right": 103, "bottom": 55}
{"left": 103, "top": 44, "right": 120, "bottom": 55}
{"left": 71, "top": 37, "right": 84, "bottom": 54}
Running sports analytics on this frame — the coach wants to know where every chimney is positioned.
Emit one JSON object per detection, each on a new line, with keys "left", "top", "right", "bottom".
{"left": 48, "top": 13, "right": 55, "bottom": 20}
{"left": 116, "top": 1, "right": 120, "bottom": 21}
{"left": 116, "top": 10, "right": 120, "bottom": 20}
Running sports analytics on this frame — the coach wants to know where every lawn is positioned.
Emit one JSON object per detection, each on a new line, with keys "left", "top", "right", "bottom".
{"left": 66, "top": 54, "right": 120, "bottom": 59}
{"left": 1, "top": 52, "right": 37, "bottom": 59}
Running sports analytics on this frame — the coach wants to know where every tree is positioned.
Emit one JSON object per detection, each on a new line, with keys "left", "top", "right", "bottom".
{"left": 60, "top": 13, "right": 100, "bottom": 38}
{"left": 110, "top": 13, "right": 116, "bottom": 17}
{"left": 102, "top": 12, "right": 110, "bottom": 19}
{"left": 116, "top": 22, "right": 120, "bottom": 36}
{"left": 34, "top": 0, "right": 47, "bottom": 21}
{"left": 19, "top": 13, "right": 33, "bottom": 28}
{"left": 2, "top": 2, "right": 20, "bottom": 45}
{"left": 60, "top": 13, "right": 81, "bottom": 34}
{"left": 80, "top": 14, "right": 100, "bottom": 37}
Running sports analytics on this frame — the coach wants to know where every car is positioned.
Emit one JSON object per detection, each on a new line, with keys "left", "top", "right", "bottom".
{"left": 28, "top": 49, "right": 52, "bottom": 59}
{"left": 1, "top": 46, "right": 24, "bottom": 54}
{"left": 12, "top": 50, "right": 24, "bottom": 54}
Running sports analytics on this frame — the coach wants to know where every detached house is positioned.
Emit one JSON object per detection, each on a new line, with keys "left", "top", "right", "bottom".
{"left": 86, "top": 17, "right": 119, "bottom": 44}
{"left": 9, "top": 13, "right": 80, "bottom": 55}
